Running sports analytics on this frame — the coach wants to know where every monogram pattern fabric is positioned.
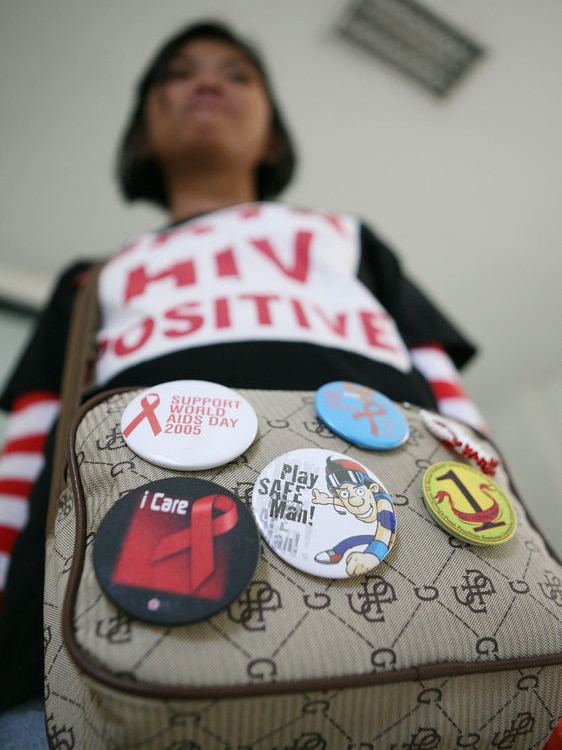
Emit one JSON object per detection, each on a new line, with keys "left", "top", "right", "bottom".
{"left": 44, "top": 389, "right": 562, "bottom": 749}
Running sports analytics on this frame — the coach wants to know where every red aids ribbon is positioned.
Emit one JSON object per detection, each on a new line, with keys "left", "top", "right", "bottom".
{"left": 352, "top": 399, "right": 386, "bottom": 435}
{"left": 150, "top": 494, "right": 238, "bottom": 592}
{"left": 325, "top": 385, "right": 386, "bottom": 436}
{"left": 122, "top": 393, "right": 162, "bottom": 437}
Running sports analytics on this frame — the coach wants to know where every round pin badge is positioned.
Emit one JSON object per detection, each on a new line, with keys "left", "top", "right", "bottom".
{"left": 93, "top": 477, "right": 260, "bottom": 624}
{"left": 121, "top": 380, "right": 258, "bottom": 470}
{"left": 315, "top": 381, "right": 409, "bottom": 450}
{"left": 420, "top": 410, "right": 499, "bottom": 476}
{"left": 421, "top": 461, "right": 517, "bottom": 545}
{"left": 252, "top": 448, "right": 396, "bottom": 579}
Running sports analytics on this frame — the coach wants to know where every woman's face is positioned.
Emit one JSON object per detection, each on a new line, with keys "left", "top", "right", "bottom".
{"left": 142, "top": 38, "right": 274, "bottom": 177}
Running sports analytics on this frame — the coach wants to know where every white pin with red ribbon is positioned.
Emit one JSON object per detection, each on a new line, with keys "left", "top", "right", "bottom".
{"left": 120, "top": 380, "right": 258, "bottom": 470}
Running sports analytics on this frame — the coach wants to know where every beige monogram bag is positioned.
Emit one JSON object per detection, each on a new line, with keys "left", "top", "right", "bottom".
{"left": 43, "top": 386, "right": 562, "bottom": 749}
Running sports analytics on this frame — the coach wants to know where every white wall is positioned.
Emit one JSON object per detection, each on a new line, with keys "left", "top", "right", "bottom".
{"left": 0, "top": 0, "right": 560, "bottom": 553}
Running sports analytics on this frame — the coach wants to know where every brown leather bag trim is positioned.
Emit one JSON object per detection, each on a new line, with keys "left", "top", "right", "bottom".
{"left": 46, "top": 263, "right": 103, "bottom": 537}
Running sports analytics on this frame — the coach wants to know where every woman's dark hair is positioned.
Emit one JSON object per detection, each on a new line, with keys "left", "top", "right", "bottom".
{"left": 116, "top": 21, "right": 297, "bottom": 209}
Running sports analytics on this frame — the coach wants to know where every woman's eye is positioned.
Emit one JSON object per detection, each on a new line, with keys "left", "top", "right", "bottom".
{"left": 156, "top": 60, "right": 257, "bottom": 86}
{"left": 173, "top": 67, "right": 194, "bottom": 78}
{"left": 224, "top": 67, "right": 252, "bottom": 84}
{"left": 160, "top": 67, "right": 192, "bottom": 82}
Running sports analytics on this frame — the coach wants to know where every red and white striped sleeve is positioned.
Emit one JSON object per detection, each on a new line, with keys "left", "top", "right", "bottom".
{"left": 0, "top": 391, "right": 60, "bottom": 609}
{"left": 410, "top": 344, "right": 486, "bottom": 432}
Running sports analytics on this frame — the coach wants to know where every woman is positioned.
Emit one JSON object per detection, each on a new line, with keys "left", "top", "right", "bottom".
{"left": 0, "top": 19, "right": 480, "bottom": 734}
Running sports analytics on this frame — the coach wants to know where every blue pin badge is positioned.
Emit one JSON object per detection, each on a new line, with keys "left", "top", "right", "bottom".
{"left": 315, "top": 381, "right": 409, "bottom": 450}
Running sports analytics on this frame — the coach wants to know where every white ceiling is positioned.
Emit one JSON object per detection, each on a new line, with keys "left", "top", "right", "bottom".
{"left": 1, "top": 0, "right": 561, "bottom": 416}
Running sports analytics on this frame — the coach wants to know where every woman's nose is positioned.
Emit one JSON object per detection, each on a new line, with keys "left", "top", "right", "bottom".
{"left": 191, "top": 67, "right": 224, "bottom": 91}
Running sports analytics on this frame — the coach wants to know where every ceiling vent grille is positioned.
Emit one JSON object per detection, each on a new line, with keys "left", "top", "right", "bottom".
{"left": 336, "top": 0, "right": 484, "bottom": 96}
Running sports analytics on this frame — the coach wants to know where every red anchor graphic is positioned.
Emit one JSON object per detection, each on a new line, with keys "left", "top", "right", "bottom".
{"left": 435, "top": 470, "right": 506, "bottom": 532}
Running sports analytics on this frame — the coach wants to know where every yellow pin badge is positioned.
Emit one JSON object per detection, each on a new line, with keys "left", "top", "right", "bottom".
{"left": 421, "top": 461, "right": 517, "bottom": 545}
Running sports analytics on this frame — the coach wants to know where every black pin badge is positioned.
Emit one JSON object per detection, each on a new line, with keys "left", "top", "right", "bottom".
{"left": 94, "top": 477, "right": 260, "bottom": 624}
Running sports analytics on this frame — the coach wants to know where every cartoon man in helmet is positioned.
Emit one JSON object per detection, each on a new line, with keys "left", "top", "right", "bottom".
{"left": 312, "top": 456, "right": 396, "bottom": 576}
